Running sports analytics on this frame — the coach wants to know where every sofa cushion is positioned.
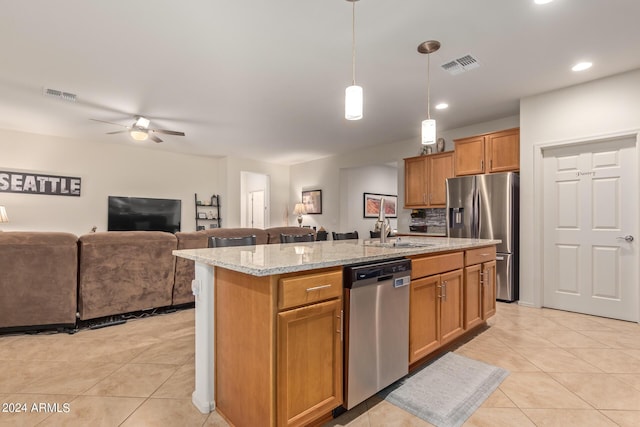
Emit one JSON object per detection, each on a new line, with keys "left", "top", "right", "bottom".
{"left": 77, "top": 231, "right": 177, "bottom": 320}
{"left": 0, "top": 232, "right": 78, "bottom": 329}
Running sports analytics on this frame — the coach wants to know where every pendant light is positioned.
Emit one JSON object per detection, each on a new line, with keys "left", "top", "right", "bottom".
{"left": 345, "top": 0, "right": 363, "bottom": 120}
{"left": 418, "top": 40, "right": 440, "bottom": 145}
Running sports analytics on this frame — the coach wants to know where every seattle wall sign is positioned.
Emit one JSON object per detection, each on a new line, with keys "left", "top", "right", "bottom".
{"left": 0, "top": 170, "right": 81, "bottom": 196}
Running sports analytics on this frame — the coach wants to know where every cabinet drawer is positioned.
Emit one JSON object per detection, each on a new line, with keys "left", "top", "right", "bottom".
{"left": 278, "top": 269, "right": 342, "bottom": 310}
{"left": 410, "top": 252, "right": 464, "bottom": 279}
{"left": 465, "top": 246, "right": 496, "bottom": 266}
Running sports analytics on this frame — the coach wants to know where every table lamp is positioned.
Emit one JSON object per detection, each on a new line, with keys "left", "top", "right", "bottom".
{"left": 0, "top": 206, "right": 8, "bottom": 224}
{"left": 293, "top": 203, "right": 307, "bottom": 227}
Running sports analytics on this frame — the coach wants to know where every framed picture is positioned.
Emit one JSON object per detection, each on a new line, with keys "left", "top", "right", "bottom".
{"left": 197, "top": 212, "right": 207, "bottom": 219}
{"left": 302, "top": 189, "right": 322, "bottom": 214}
{"left": 436, "top": 137, "right": 446, "bottom": 152}
{"left": 363, "top": 193, "right": 398, "bottom": 218}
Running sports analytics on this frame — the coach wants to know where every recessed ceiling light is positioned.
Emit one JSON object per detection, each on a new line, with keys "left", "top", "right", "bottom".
{"left": 572, "top": 62, "right": 593, "bottom": 72}
{"left": 435, "top": 103, "right": 449, "bottom": 110}
{"left": 534, "top": 0, "right": 554, "bottom": 4}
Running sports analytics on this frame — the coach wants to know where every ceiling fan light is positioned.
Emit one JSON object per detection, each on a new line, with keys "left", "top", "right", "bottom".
{"left": 130, "top": 129, "right": 149, "bottom": 141}
{"left": 345, "top": 85, "right": 363, "bottom": 120}
{"left": 421, "top": 119, "right": 436, "bottom": 145}
{"left": 135, "top": 116, "right": 150, "bottom": 128}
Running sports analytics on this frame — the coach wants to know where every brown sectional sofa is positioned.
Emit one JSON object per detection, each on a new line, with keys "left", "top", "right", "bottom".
{"left": 77, "top": 231, "right": 177, "bottom": 320}
{"left": 0, "top": 226, "right": 316, "bottom": 332}
{"left": 0, "top": 232, "right": 78, "bottom": 330}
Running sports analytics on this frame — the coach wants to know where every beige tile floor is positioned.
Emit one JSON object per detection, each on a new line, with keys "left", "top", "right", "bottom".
{"left": 1, "top": 303, "right": 640, "bottom": 426}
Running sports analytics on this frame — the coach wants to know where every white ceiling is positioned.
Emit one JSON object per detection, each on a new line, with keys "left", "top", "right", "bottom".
{"left": 1, "top": 0, "right": 639, "bottom": 165}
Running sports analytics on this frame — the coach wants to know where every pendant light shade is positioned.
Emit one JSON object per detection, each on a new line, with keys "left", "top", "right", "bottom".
{"left": 345, "top": 0, "right": 363, "bottom": 120}
{"left": 421, "top": 119, "right": 436, "bottom": 145}
{"left": 418, "top": 40, "right": 440, "bottom": 145}
{"left": 345, "top": 85, "right": 363, "bottom": 120}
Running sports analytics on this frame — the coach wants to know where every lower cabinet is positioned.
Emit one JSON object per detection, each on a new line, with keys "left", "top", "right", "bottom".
{"left": 481, "top": 260, "right": 497, "bottom": 319}
{"left": 409, "top": 252, "right": 465, "bottom": 365}
{"left": 214, "top": 267, "right": 343, "bottom": 427}
{"left": 277, "top": 299, "right": 343, "bottom": 427}
{"left": 464, "top": 247, "right": 497, "bottom": 330}
{"left": 409, "top": 247, "right": 497, "bottom": 365}
{"left": 463, "top": 261, "right": 497, "bottom": 329}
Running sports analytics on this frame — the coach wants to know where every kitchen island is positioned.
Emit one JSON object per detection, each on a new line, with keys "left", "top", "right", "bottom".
{"left": 174, "top": 236, "right": 499, "bottom": 427}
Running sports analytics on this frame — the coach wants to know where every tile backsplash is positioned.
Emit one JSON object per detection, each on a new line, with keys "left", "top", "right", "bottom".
{"left": 410, "top": 208, "right": 446, "bottom": 233}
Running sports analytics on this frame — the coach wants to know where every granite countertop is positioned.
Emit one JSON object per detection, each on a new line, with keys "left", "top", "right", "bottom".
{"left": 173, "top": 237, "right": 500, "bottom": 277}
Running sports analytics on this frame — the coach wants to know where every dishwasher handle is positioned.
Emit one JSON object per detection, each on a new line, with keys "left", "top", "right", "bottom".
{"left": 377, "top": 274, "right": 393, "bottom": 282}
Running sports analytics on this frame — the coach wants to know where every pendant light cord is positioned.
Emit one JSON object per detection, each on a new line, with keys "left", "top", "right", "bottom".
{"left": 427, "top": 53, "right": 431, "bottom": 120}
{"left": 351, "top": 0, "right": 356, "bottom": 86}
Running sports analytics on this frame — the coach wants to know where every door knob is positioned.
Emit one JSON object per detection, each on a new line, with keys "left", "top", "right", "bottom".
{"left": 617, "top": 235, "right": 634, "bottom": 242}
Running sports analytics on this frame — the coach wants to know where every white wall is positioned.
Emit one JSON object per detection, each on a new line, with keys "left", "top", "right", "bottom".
{"left": 340, "top": 164, "right": 398, "bottom": 238}
{"left": 0, "top": 128, "right": 220, "bottom": 235}
{"left": 219, "top": 156, "right": 290, "bottom": 228}
{"left": 519, "top": 68, "right": 640, "bottom": 307}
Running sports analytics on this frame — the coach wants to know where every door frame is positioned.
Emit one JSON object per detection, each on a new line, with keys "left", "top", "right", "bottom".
{"left": 530, "top": 130, "right": 640, "bottom": 319}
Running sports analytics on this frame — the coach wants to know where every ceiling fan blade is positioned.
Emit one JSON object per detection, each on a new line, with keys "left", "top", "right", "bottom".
{"left": 106, "top": 130, "right": 128, "bottom": 135}
{"left": 89, "top": 118, "right": 129, "bottom": 128}
{"left": 151, "top": 128, "right": 185, "bottom": 136}
{"left": 149, "top": 134, "right": 163, "bottom": 143}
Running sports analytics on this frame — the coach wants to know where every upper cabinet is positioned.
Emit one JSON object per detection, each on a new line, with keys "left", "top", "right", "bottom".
{"left": 404, "top": 151, "right": 454, "bottom": 208}
{"left": 454, "top": 128, "right": 520, "bottom": 176}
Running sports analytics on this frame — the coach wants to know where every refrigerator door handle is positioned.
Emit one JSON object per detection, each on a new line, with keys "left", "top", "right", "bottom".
{"left": 473, "top": 189, "right": 480, "bottom": 239}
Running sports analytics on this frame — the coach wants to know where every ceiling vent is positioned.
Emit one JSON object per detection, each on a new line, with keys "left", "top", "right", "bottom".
{"left": 43, "top": 87, "right": 77, "bottom": 102}
{"left": 440, "top": 54, "right": 480, "bottom": 75}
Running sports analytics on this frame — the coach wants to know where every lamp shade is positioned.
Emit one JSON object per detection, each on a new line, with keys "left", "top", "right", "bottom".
{"left": 345, "top": 85, "right": 363, "bottom": 120}
{"left": 421, "top": 119, "right": 436, "bottom": 145}
{"left": 0, "top": 206, "right": 8, "bottom": 223}
{"left": 293, "top": 203, "right": 307, "bottom": 215}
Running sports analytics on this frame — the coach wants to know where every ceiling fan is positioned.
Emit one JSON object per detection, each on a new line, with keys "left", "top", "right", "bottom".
{"left": 90, "top": 116, "right": 185, "bottom": 143}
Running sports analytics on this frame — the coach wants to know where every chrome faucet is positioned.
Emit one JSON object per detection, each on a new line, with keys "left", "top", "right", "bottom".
{"left": 375, "top": 197, "right": 390, "bottom": 243}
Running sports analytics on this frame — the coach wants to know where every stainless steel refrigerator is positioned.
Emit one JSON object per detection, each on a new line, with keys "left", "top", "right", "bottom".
{"left": 446, "top": 172, "right": 519, "bottom": 301}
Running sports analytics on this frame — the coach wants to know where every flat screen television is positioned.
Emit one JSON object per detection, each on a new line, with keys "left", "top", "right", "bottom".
{"left": 108, "top": 196, "right": 181, "bottom": 233}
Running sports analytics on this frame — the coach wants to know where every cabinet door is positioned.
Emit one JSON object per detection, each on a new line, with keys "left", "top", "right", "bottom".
{"left": 481, "top": 260, "right": 497, "bottom": 319}
{"left": 463, "top": 264, "right": 483, "bottom": 330}
{"left": 404, "top": 156, "right": 427, "bottom": 207}
{"left": 486, "top": 128, "right": 519, "bottom": 173}
{"left": 409, "top": 275, "right": 440, "bottom": 364}
{"left": 454, "top": 136, "right": 485, "bottom": 176}
{"left": 427, "top": 152, "right": 454, "bottom": 207}
{"left": 439, "top": 269, "right": 465, "bottom": 345}
{"left": 277, "top": 299, "right": 343, "bottom": 427}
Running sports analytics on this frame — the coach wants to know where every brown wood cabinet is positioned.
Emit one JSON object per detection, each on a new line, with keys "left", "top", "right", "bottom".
{"left": 463, "top": 246, "right": 497, "bottom": 329}
{"left": 409, "top": 252, "right": 465, "bottom": 364}
{"left": 277, "top": 298, "right": 343, "bottom": 427}
{"left": 404, "top": 151, "right": 454, "bottom": 208}
{"left": 454, "top": 128, "right": 519, "bottom": 176}
{"left": 214, "top": 266, "right": 343, "bottom": 427}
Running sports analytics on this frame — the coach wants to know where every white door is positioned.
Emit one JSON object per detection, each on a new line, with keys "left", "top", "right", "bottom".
{"left": 543, "top": 136, "right": 638, "bottom": 321}
{"left": 247, "top": 190, "right": 265, "bottom": 229}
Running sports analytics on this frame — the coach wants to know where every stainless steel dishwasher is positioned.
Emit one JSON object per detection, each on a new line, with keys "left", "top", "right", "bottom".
{"left": 343, "top": 258, "right": 411, "bottom": 409}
